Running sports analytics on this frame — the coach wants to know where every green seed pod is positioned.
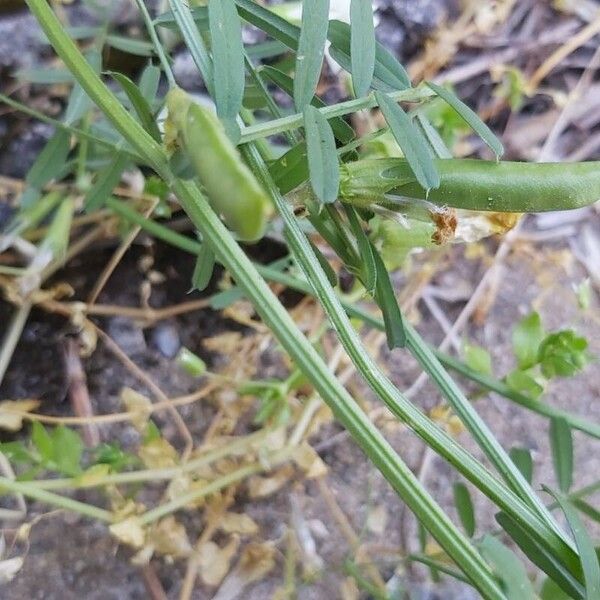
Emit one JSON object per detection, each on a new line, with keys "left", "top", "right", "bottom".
{"left": 341, "top": 158, "right": 600, "bottom": 213}
{"left": 166, "top": 88, "right": 268, "bottom": 242}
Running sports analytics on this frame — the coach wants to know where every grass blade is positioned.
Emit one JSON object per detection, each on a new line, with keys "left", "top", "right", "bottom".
{"left": 509, "top": 447, "right": 534, "bottom": 484}
{"left": 209, "top": 0, "right": 245, "bottom": 122}
{"left": 545, "top": 488, "right": 600, "bottom": 600}
{"left": 376, "top": 91, "right": 440, "bottom": 191}
{"left": 304, "top": 104, "right": 340, "bottom": 204}
{"left": 328, "top": 20, "right": 410, "bottom": 91}
{"left": 84, "top": 153, "right": 129, "bottom": 212}
{"left": 454, "top": 482, "right": 476, "bottom": 537}
{"left": 26, "top": 129, "right": 71, "bottom": 190}
{"left": 294, "top": 0, "right": 330, "bottom": 110}
{"left": 350, "top": 0, "right": 375, "bottom": 97}
{"left": 109, "top": 72, "right": 162, "bottom": 142}
{"left": 427, "top": 81, "right": 504, "bottom": 159}
{"left": 480, "top": 535, "right": 536, "bottom": 599}
{"left": 191, "top": 243, "right": 215, "bottom": 292}
{"left": 496, "top": 512, "right": 584, "bottom": 599}
{"left": 550, "top": 417, "right": 573, "bottom": 493}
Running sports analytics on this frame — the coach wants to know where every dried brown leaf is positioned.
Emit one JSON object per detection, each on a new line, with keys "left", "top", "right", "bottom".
{"left": 198, "top": 536, "right": 240, "bottom": 586}
{"left": 0, "top": 399, "right": 40, "bottom": 432}
{"left": 247, "top": 464, "right": 294, "bottom": 499}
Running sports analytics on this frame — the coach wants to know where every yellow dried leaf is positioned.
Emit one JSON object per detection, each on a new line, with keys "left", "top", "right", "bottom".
{"left": 0, "top": 399, "right": 40, "bottom": 432}
{"left": 165, "top": 475, "right": 207, "bottom": 509}
{"left": 109, "top": 517, "right": 145, "bottom": 549}
{"left": 366, "top": 504, "right": 388, "bottom": 536}
{"left": 220, "top": 512, "right": 259, "bottom": 536}
{"left": 235, "top": 541, "right": 276, "bottom": 584}
{"left": 138, "top": 437, "right": 179, "bottom": 469}
{"left": 149, "top": 516, "right": 192, "bottom": 557}
{"left": 120, "top": 387, "right": 152, "bottom": 431}
{"left": 203, "top": 332, "right": 243, "bottom": 354}
{"left": 247, "top": 464, "right": 294, "bottom": 499}
{"left": 293, "top": 443, "right": 327, "bottom": 479}
{"left": 198, "top": 536, "right": 240, "bottom": 586}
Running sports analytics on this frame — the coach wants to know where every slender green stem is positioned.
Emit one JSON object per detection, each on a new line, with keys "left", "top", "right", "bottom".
{"left": 433, "top": 350, "right": 600, "bottom": 439}
{"left": 0, "top": 476, "right": 112, "bottom": 522}
{"left": 239, "top": 87, "right": 434, "bottom": 144}
{"left": 28, "top": 4, "right": 503, "bottom": 596}
{"left": 23, "top": 429, "right": 270, "bottom": 491}
{"left": 0, "top": 93, "right": 138, "bottom": 160}
{"left": 133, "top": 0, "right": 176, "bottom": 88}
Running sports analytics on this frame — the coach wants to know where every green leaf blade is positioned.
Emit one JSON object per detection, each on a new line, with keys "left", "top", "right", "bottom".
{"left": 109, "top": 72, "right": 162, "bottom": 142}
{"left": 304, "top": 105, "right": 340, "bottom": 204}
{"left": 294, "top": 0, "right": 330, "bottom": 111}
{"left": 427, "top": 81, "right": 504, "bottom": 159}
{"left": 350, "top": 0, "right": 375, "bottom": 97}
{"left": 545, "top": 488, "right": 600, "bottom": 600}
{"left": 550, "top": 417, "right": 573, "bottom": 493}
{"left": 453, "top": 482, "right": 476, "bottom": 537}
{"left": 209, "top": 0, "right": 245, "bottom": 122}
{"left": 376, "top": 91, "right": 440, "bottom": 191}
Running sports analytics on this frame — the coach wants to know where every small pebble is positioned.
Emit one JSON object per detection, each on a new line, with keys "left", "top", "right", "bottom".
{"left": 151, "top": 322, "right": 181, "bottom": 358}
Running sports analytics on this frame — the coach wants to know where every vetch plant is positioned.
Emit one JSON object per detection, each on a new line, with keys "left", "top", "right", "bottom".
{"left": 0, "top": 0, "right": 598, "bottom": 597}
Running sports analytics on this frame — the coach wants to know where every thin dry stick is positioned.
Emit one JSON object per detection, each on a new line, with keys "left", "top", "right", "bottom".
{"left": 1, "top": 385, "right": 216, "bottom": 427}
{"left": 528, "top": 13, "right": 600, "bottom": 91}
{"left": 87, "top": 199, "right": 157, "bottom": 305}
{"left": 63, "top": 337, "right": 100, "bottom": 446}
{"left": 317, "top": 477, "right": 387, "bottom": 591}
{"left": 140, "top": 564, "right": 169, "bottom": 600}
{"left": 93, "top": 323, "right": 194, "bottom": 456}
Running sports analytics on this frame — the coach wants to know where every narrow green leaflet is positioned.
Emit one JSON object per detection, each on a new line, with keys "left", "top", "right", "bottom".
{"left": 209, "top": 0, "right": 245, "bottom": 122}
{"left": 512, "top": 311, "right": 544, "bottom": 370}
{"left": 268, "top": 142, "right": 309, "bottom": 194}
{"left": 480, "top": 535, "right": 536, "bottom": 599}
{"left": 496, "top": 512, "right": 584, "bottom": 600}
{"left": 572, "top": 499, "right": 600, "bottom": 524}
{"left": 138, "top": 64, "right": 161, "bottom": 104}
{"left": 453, "top": 482, "right": 476, "bottom": 537}
{"left": 261, "top": 66, "right": 355, "bottom": 143}
{"left": 154, "top": 6, "right": 209, "bottom": 31}
{"left": 110, "top": 72, "right": 162, "bottom": 142}
{"left": 167, "top": 0, "right": 214, "bottom": 95}
{"left": 15, "top": 67, "right": 74, "bottom": 84}
{"left": 376, "top": 91, "right": 440, "bottom": 191}
{"left": 84, "top": 153, "right": 129, "bottom": 212}
{"left": 550, "top": 417, "right": 573, "bottom": 493}
{"left": 191, "top": 243, "right": 215, "bottom": 292}
{"left": 463, "top": 342, "right": 493, "bottom": 376}
{"left": 509, "top": 447, "right": 533, "bottom": 484}
{"left": 307, "top": 238, "right": 338, "bottom": 288}
{"left": 344, "top": 205, "right": 376, "bottom": 294}
{"left": 545, "top": 488, "right": 600, "bottom": 600}
{"left": 26, "top": 129, "right": 71, "bottom": 189}
{"left": 328, "top": 20, "right": 410, "bottom": 91}
{"left": 235, "top": 0, "right": 299, "bottom": 49}
{"left": 372, "top": 246, "right": 405, "bottom": 348}
{"left": 350, "top": 0, "right": 375, "bottom": 97}
{"left": 304, "top": 105, "right": 340, "bottom": 204}
{"left": 106, "top": 35, "right": 155, "bottom": 57}
{"left": 294, "top": 0, "right": 330, "bottom": 111}
{"left": 427, "top": 82, "right": 504, "bottom": 159}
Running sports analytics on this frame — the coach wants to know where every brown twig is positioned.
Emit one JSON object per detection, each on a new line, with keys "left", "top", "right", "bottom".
{"left": 63, "top": 336, "right": 100, "bottom": 446}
